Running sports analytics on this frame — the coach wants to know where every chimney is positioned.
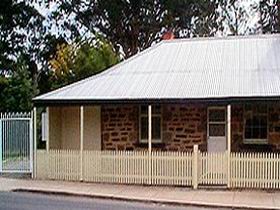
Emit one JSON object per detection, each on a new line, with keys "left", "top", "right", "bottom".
{"left": 162, "top": 31, "right": 175, "bottom": 40}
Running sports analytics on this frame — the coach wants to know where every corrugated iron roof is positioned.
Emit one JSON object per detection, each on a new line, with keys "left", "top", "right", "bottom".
{"left": 34, "top": 34, "right": 280, "bottom": 104}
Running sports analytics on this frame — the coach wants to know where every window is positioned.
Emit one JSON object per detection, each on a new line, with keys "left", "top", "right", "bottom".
{"left": 208, "top": 108, "right": 226, "bottom": 137}
{"left": 139, "top": 105, "right": 162, "bottom": 143}
{"left": 244, "top": 104, "right": 268, "bottom": 144}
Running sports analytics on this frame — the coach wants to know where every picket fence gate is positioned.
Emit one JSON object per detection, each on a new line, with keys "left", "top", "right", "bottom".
{"left": 36, "top": 146, "right": 280, "bottom": 190}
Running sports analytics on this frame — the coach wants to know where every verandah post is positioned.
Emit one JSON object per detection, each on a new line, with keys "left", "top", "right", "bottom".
{"left": 193, "top": 144, "right": 198, "bottom": 189}
{"left": 46, "top": 107, "right": 50, "bottom": 153}
{"left": 80, "top": 106, "right": 84, "bottom": 181}
{"left": 227, "top": 104, "right": 231, "bottom": 188}
{"left": 45, "top": 107, "right": 49, "bottom": 179}
{"left": 148, "top": 105, "right": 152, "bottom": 185}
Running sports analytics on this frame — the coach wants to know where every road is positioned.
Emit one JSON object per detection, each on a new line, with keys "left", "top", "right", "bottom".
{"left": 0, "top": 191, "right": 229, "bottom": 210}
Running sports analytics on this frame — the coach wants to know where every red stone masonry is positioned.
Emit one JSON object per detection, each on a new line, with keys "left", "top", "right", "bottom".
{"left": 101, "top": 103, "right": 280, "bottom": 152}
{"left": 162, "top": 104, "right": 207, "bottom": 151}
{"left": 101, "top": 104, "right": 207, "bottom": 152}
{"left": 101, "top": 105, "right": 138, "bottom": 150}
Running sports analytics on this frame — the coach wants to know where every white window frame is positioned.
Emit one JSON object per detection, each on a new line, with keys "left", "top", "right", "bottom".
{"left": 139, "top": 105, "right": 162, "bottom": 143}
{"left": 207, "top": 106, "right": 227, "bottom": 138}
{"left": 243, "top": 105, "right": 268, "bottom": 144}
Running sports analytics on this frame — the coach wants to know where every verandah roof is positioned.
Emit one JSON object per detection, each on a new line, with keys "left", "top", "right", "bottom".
{"left": 34, "top": 34, "right": 280, "bottom": 105}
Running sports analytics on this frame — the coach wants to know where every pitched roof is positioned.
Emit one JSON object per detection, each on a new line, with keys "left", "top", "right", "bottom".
{"left": 34, "top": 34, "right": 280, "bottom": 104}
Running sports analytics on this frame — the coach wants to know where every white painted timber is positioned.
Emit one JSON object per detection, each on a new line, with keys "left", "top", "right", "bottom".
{"left": 36, "top": 148, "right": 280, "bottom": 190}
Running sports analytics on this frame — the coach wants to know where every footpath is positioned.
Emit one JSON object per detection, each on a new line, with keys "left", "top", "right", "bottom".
{"left": 0, "top": 177, "right": 279, "bottom": 209}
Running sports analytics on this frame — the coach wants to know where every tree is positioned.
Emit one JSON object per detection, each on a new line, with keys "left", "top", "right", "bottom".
{"left": 51, "top": 0, "right": 219, "bottom": 58}
{"left": 0, "top": 0, "right": 58, "bottom": 103}
{"left": 217, "top": 0, "right": 260, "bottom": 36}
{"left": 48, "top": 37, "right": 120, "bottom": 89}
{"left": 166, "top": 0, "right": 219, "bottom": 37}
{"left": 0, "top": 58, "right": 33, "bottom": 112}
{"left": 258, "top": 0, "right": 280, "bottom": 34}
{"left": 49, "top": 43, "right": 76, "bottom": 79}
{"left": 74, "top": 37, "right": 120, "bottom": 80}
{"left": 0, "top": 0, "right": 45, "bottom": 70}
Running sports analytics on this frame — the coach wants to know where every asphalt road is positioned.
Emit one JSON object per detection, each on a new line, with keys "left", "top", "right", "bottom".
{"left": 0, "top": 191, "right": 229, "bottom": 210}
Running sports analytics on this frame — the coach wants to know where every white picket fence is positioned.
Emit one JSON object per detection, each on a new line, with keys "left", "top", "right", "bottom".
{"left": 36, "top": 148, "right": 280, "bottom": 189}
{"left": 84, "top": 150, "right": 150, "bottom": 184}
{"left": 37, "top": 150, "right": 193, "bottom": 186}
{"left": 230, "top": 152, "right": 280, "bottom": 189}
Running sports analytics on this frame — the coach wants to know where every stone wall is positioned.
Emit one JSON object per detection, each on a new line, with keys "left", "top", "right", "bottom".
{"left": 101, "top": 105, "right": 138, "bottom": 150}
{"left": 101, "top": 103, "right": 280, "bottom": 152}
{"left": 101, "top": 104, "right": 207, "bottom": 151}
{"left": 162, "top": 104, "right": 207, "bottom": 151}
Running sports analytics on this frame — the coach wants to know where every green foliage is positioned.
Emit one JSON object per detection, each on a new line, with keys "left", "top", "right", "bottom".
{"left": 0, "top": 59, "right": 33, "bottom": 112}
{"left": 73, "top": 39, "right": 120, "bottom": 80}
{"left": 0, "top": 0, "right": 45, "bottom": 71}
{"left": 48, "top": 37, "right": 120, "bottom": 89}
{"left": 53, "top": 0, "right": 219, "bottom": 58}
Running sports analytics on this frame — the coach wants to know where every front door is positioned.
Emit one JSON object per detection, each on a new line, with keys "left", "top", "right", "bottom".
{"left": 207, "top": 107, "right": 227, "bottom": 153}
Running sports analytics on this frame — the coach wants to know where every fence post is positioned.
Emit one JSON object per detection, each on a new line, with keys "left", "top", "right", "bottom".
{"left": 227, "top": 150, "right": 231, "bottom": 188}
{"left": 193, "top": 145, "right": 198, "bottom": 189}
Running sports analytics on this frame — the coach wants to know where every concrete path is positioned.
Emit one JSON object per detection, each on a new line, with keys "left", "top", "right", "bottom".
{"left": 0, "top": 177, "right": 279, "bottom": 210}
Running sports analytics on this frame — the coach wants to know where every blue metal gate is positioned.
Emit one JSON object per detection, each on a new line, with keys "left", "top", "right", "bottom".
{"left": 0, "top": 112, "right": 33, "bottom": 173}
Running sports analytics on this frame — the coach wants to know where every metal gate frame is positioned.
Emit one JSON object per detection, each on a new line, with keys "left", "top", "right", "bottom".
{"left": 0, "top": 112, "right": 33, "bottom": 174}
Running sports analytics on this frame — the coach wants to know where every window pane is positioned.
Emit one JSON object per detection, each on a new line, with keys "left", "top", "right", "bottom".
{"left": 152, "top": 105, "right": 161, "bottom": 114}
{"left": 244, "top": 105, "right": 267, "bottom": 140}
{"left": 245, "top": 126, "right": 252, "bottom": 139}
{"left": 209, "top": 124, "right": 225, "bottom": 136}
{"left": 140, "top": 106, "right": 148, "bottom": 115}
{"left": 260, "top": 127, "right": 267, "bottom": 139}
{"left": 140, "top": 117, "right": 148, "bottom": 140}
{"left": 152, "top": 116, "right": 161, "bottom": 139}
{"left": 209, "top": 109, "right": 225, "bottom": 122}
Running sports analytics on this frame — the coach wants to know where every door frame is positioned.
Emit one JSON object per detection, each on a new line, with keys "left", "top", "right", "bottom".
{"left": 207, "top": 106, "right": 227, "bottom": 152}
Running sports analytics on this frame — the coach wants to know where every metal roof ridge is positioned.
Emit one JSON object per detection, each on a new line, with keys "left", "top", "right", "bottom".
{"left": 162, "top": 33, "right": 280, "bottom": 44}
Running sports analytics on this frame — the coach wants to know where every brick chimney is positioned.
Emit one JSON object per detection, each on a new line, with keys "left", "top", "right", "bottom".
{"left": 162, "top": 31, "right": 175, "bottom": 40}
